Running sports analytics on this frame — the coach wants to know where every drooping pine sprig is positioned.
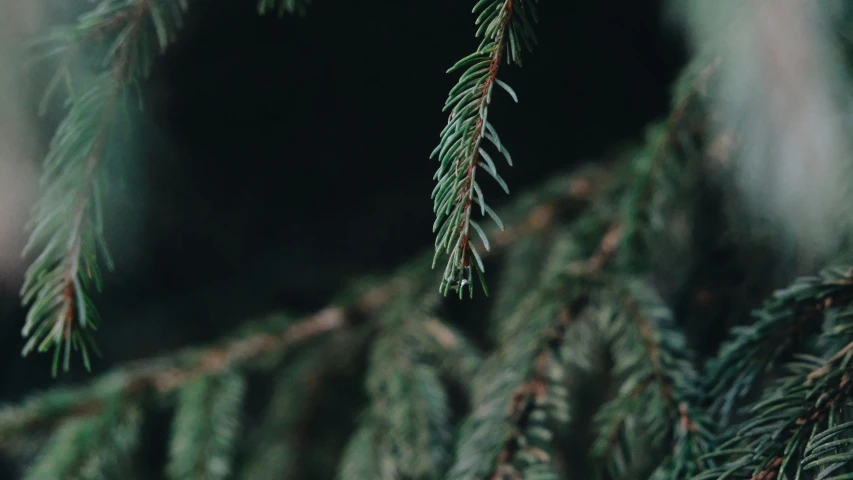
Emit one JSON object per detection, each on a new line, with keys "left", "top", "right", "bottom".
{"left": 430, "top": 0, "right": 538, "bottom": 298}
{"left": 20, "top": 0, "right": 189, "bottom": 374}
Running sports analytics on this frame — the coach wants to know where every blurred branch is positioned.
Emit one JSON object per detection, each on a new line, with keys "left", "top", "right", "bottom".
{"left": 0, "top": 162, "right": 612, "bottom": 448}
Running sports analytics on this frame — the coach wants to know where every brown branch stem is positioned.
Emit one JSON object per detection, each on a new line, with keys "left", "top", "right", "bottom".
{"left": 488, "top": 301, "right": 582, "bottom": 479}
{"left": 1, "top": 166, "right": 607, "bottom": 446}
{"left": 42, "top": 0, "right": 151, "bottom": 349}
{"left": 448, "top": 0, "right": 514, "bottom": 279}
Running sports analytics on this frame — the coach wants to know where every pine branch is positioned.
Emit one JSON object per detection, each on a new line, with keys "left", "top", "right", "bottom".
{"left": 166, "top": 372, "right": 246, "bottom": 480}
{"left": 238, "top": 339, "right": 353, "bottom": 479}
{"left": 0, "top": 308, "right": 348, "bottom": 447}
{"left": 2, "top": 164, "right": 606, "bottom": 448}
{"left": 696, "top": 340, "right": 853, "bottom": 480}
{"left": 590, "top": 279, "right": 712, "bottom": 480}
{"left": 337, "top": 424, "right": 380, "bottom": 480}
{"left": 446, "top": 287, "right": 592, "bottom": 480}
{"left": 22, "top": 395, "right": 140, "bottom": 480}
{"left": 615, "top": 56, "right": 718, "bottom": 274}
{"left": 20, "top": 0, "right": 189, "bottom": 374}
{"left": 490, "top": 231, "right": 552, "bottom": 338}
{"left": 336, "top": 294, "right": 460, "bottom": 480}
{"left": 490, "top": 169, "right": 613, "bottom": 342}
{"left": 706, "top": 261, "right": 853, "bottom": 421}
{"left": 430, "top": 0, "right": 539, "bottom": 298}
{"left": 445, "top": 218, "right": 607, "bottom": 480}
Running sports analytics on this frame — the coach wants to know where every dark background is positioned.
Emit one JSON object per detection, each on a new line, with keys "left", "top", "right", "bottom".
{"left": 0, "top": 0, "right": 684, "bottom": 475}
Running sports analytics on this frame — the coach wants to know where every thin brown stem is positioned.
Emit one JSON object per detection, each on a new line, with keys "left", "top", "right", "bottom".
{"left": 452, "top": 1, "right": 514, "bottom": 276}
{"left": 49, "top": 0, "right": 150, "bottom": 347}
{"left": 1, "top": 169, "right": 606, "bottom": 445}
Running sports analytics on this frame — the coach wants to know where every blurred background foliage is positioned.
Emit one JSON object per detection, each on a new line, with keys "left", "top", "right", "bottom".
{"left": 0, "top": 0, "right": 686, "bottom": 477}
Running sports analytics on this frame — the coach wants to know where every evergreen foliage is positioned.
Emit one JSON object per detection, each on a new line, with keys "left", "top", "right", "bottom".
{"left": 431, "top": 0, "right": 538, "bottom": 297}
{"left": 20, "top": 0, "right": 189, "bottom": 375}
{"left": 8, "top": 1, "right": 853, "bottom": 479}
{"left": 166, "top": 372, "right": 245, "bottom": 480}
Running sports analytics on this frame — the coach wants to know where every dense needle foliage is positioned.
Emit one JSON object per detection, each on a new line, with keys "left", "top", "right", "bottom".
{"left": 6, "top": 1, "right": 853, "bottom": 480}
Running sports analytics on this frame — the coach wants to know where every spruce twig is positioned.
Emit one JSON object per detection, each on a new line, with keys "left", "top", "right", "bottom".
{"left": 446, "top": 290, "right": 592, "bottom": 480}
{"left": 20, "top": 0, "right": 189, "bottom": 374}
{"left": 166, "top": 372, "right": 246, "bottom": 480}
{"left": 239, "top": 334, "right": 363, "bottom": 480}
{"left": 431, "top": 0, "right": 539, "bottom": 298}
{"left": 592, "top": 280, "right": 712, "bottom": 480}
{"left": 446, "top": 208, "right": 618, "bottom": 480}
{"left": 337, "top": 288, "right": 460, "bottom": 480}
{"left": 22, "top": 395, "right": 141, "bottom": 480}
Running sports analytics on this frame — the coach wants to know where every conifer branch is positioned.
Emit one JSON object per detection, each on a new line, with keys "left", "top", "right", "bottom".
{"left": 445, "top": 212, "right": 608, "bottom": 480}
{"left": 337, "top": 424, "right": 380, "bottom": 480}
{"left": 489, "top": 231, "right": 551, "bottom": 339}
{"left": 696, "top": 340, "right": 853, "bottom": 480}
{"left": 591, "top": 279, "right": 711, "bottom": 480}
{"left": 490, "top": 169, "right": 612, "bottom": 342}
{"left": 239, "top": 352, "right": 323, "bottom": 479}
{"left": 239, "top": 332, "right": 365, "bottom": 480}
{"left": 706, "top": 261, "right": 853, "bottom": 421}
{"left": 166, "top": 372, "right": 246, "bottom": 480}
{"left": 1, "top": 165, "right": 607, "bottom": 448}
{"left": 336, "top": 294, "right": 466, "bottom": 480}
{"left": 431, "top": 0, "right": 539, "bottom": 298}
{"left": 616, "top": 57, "right": 718, "bottom": 272}
{"left": 20, "top": 0, "right": 189, "bottom": 374}
{"left": 446, "top": 290, "right": 591, "bottom": 480}
{"left": 0, "top": 309, "right": 348, "bottom": 447}
{"left": 22, "top": 396, "right": 141, "bottom": 480}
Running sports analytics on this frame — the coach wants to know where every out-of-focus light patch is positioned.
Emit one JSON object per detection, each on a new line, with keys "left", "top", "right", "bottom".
{"left": 0, "top": 2, "right": 44, "bottom": 289}
{"left": 667, "top": 0, "right": 853, "bottom": 262}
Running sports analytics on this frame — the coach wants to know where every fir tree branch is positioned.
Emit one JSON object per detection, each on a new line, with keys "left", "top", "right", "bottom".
{"left": 20, "top": 0, "right": 189, "bottom": 374}
{"left": 706, "top": 261, "right": 853, "bottom": 421}
{"left": 239, "top": 354, "right": 320, "bottom": 479}
{"left": 21, "top": 395, "right": 141, "bottom": 480}
{"left": 431, "top": 0, "right": 539, "bottom": 298}
{"left": 1, "top": 165, "right": 608, "bottom": 448}
{"left": 336, "top": 293, "right": 462, "bottom": 480}
{"left": 446, "top": 215, "right": 609, "bottom": 480}
{"left": 490, "top": 169, "right": 612, "bottom": 342}
{"left": 696, "top": 340, "right": 853, "bottom": 480}
{"left": 337, "top": 424, "right": 380, "bottom": 480}
{"left": 166, "top": 372, "right": 246, "bottom": 480}
{"left": 238, "top": 331, "right": 366, "bottom": 480}
{"left": 615, "top": 56, "right": 718, "bottom": 273}
{"left": 0, "top": 308, "right": 349, "bottom": 448}
{"left": 447, "top": 287, "right": 596, "bottom": 480}
{"left": 489, "top": 230, "right": 552, "bottom": 339}
{"left": 591, "top": 279, "right": 711, "bottom": 480}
